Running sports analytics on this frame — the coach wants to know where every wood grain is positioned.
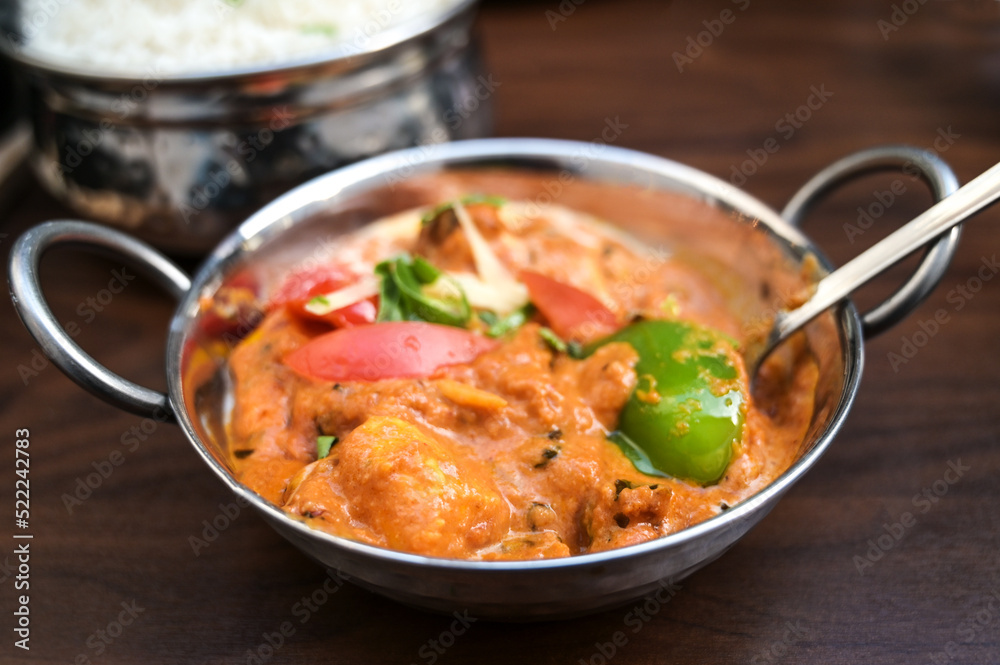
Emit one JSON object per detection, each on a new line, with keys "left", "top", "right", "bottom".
{"left": 2, "top": 0, "right": 998, "bottom": 663}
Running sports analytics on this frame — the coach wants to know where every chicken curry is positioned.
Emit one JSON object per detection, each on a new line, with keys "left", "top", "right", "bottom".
{"left": 213, "top": 196, "right": 818, "bottom": 560}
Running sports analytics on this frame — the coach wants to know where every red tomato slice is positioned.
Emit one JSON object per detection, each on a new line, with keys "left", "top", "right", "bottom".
{"left": 284, "top": 322, "right": 498, "bottom": 382}
{"left": 520, "top": 270, "right": 618, "bottom": 341}
{"left": 269, "top": 265, "right": 376, "bottom": 329}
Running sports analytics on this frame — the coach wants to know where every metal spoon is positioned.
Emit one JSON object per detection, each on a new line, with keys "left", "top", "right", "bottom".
{"left": 752, "top": 159, "right": 1000, "bottom": 374}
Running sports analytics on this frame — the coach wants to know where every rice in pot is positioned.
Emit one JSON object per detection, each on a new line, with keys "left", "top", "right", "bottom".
{"left": 18, "top": 0, "right": 461, "bottom": 75}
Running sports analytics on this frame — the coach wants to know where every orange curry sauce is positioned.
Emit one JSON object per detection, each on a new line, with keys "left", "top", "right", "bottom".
{"left": 224, "top": 200, "right": 818, "bottom": 560}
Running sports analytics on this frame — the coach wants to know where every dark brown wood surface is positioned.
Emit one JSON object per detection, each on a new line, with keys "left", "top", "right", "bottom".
{"left": 2, "top": 1, "right": 999, "bottom": 663}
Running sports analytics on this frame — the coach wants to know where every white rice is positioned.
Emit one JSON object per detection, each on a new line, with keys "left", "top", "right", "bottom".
{"left": 18, "top": 0, "right": 460, "bottom": 76}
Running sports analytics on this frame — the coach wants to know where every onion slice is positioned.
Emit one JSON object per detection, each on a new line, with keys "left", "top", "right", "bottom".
{"left": 452, "top": 200, "right": 528, "bottom": 314}
{"left": 450, "top": 272, "right": 528, "bottom": 315}
{"left": 304, "top": 276, "right": 381, "bottom": 316}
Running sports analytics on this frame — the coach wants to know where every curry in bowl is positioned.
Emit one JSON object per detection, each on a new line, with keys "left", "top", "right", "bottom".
{"left": 205, "top": 194, "right": 818, "bottom": 560}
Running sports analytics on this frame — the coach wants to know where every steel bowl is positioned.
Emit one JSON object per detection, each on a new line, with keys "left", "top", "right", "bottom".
{"left": 8, "top": 138, "right": 961, "bottom": 619}
{"left": 0, "top": 0, "right": 490, "bottom": 254}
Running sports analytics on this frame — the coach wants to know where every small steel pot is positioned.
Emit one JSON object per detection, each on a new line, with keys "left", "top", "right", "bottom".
{"left": 8, "top": 139, "right": 961, "bottom": 619}
{"left": 0, "top": 0, "right": 490, "bottom": 254}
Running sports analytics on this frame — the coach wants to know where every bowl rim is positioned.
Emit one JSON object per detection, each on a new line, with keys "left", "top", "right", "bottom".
{"left": 0, "top": 0, "right": 479, "bottom": 83}
{"left": 167, "top": 137, "right": 864, "bottom": 573}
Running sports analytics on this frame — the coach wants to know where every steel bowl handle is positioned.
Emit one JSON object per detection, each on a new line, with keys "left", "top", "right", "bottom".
{"left": 780, "top": 145, "right": 961, "bottom": 337}
{"left": 8, "top": 221, "right": 191, "bottom": 420}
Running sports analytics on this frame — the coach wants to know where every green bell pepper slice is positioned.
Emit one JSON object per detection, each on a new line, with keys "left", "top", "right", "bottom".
{"left": 590, "top": 319, "right": 747, "bottom": 485}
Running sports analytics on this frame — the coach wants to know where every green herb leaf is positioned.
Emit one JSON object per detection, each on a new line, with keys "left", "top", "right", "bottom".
{"left": 308, "top": 295, "right": 330, "bottom": 308}
{"left": 374, "top": 261, "right": 405, "bottom": 322}
{"left": 411, "top": 256, "right": 441, "bottom": 284}
{"left": 375, "top": 255, "right": 471, "bottom": 327}
{"left": 539, "top": 327, "right": 567, "bottom": 353}
{"left": 607, "top": 431, "right": 670, "bottom": 478}
{"left": 317, "top": 436, "right": 338, "bottom": 459}
{"left": 484, "top": 303, "right": 535, "bottom": 338}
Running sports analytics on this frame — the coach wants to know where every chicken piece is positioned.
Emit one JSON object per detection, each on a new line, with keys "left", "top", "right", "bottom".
{"left": 283, "top": 416, "right": 511, "bottom": 558}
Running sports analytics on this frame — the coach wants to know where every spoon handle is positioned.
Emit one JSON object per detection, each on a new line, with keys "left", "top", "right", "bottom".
{"left": 773, "top": 160, "right": 1000, "bottom": 342}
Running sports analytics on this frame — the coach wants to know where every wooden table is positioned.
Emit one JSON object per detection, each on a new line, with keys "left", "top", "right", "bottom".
{"left": 2, "top": 0, "right": 999, "bottom": 663}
